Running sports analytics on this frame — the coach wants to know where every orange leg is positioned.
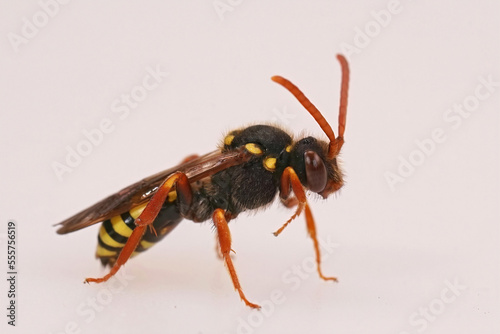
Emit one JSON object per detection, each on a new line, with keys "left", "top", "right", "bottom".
{"left": 214, "top": 234, "right": 235, "bottom": 260}
{"left": 179, "top": 154, "right": 199, "bottom": 164}
{"left": 275, "top": 167, "right": 337, "bottom": 281}
{"left": 281, "top": 196, "right": 299, "bottom": 209}
{"left": 273, "top": 167, "right": 306, "bottom": 236}
{"left": 85, "top": 172, "right": 192, "bottom": 284}
{"left": 304, "top": 204, "right": 337, "bottom": 282}
{"left": 213, "top": 209, "right": 260, "bottom": 309}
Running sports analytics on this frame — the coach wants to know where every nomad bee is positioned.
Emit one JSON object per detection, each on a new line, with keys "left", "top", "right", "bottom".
{"left": 57, "top": 55, "right": 350, "bottom": 309}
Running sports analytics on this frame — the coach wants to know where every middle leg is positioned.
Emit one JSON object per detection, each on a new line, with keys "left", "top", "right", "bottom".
{"left": 213, "top": 209, "right": 260, "bottom": 309}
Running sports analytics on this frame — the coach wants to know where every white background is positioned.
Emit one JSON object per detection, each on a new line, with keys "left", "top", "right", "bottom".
{"left": 1, "top": 1, "right": 498, "bottom": 333}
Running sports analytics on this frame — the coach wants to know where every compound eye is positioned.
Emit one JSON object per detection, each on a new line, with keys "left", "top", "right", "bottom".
{"left": 304, "top": 151, "right": 327, "bottom": 193}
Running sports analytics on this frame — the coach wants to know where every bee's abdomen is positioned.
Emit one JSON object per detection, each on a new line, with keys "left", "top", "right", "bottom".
{"left": 95, "top": 201, "right": 183, "bottom": 267}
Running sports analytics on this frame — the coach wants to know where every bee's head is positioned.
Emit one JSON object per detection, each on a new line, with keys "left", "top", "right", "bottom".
{"left": 289, "top": 136, "right": 343, "bottom": 198}
{"left": 273, "top": 54, "right": 349, "bottom": 199}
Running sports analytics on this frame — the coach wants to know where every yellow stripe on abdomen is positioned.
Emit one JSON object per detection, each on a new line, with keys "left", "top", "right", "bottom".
{"left": 110, "top": 215, "right": 133, "bottom": 238}
{"left": 95, "top": 201, "right": 181, "bottom": 265}
{"left": 99, "top": 224, "right": 126, "bottom": 248}
{"left": 129, "top": 203, "right": 147, "bottom": 219}
{"left": 140, "top": 239, "right": 155, "bottom": 250}
{"left": 96, "top": 244, "right": 117, "bottom": 258}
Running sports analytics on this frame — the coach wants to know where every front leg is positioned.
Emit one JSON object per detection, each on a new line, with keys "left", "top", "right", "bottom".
{"left": 273, "top": 167, "right": 307, "bottom": 236}
{"left": 275, "top": 167, "right": 337, "bottom": 282}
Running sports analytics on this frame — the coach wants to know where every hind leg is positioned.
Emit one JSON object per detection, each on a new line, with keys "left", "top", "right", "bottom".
{"left": 86, "top": 172, "right": 192, "bottom": 283}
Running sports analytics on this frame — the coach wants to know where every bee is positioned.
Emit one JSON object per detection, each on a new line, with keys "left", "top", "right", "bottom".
{"left": 56, "top": 54, "right": 350, "bottom": 309}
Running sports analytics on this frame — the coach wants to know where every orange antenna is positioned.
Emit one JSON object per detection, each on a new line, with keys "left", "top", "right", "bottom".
{"left": 334, "top": 54, "right": 349, "bottom": 157}
{"left": 271, "top": 76, "right": 337, "bottom": 155}
{"left": 271, "top": 54, "right": 350, "bottom": 159}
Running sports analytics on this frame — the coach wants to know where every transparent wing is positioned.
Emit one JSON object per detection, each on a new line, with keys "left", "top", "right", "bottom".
{"left": 55, "top": 149, "right": 251, "bottom": 234}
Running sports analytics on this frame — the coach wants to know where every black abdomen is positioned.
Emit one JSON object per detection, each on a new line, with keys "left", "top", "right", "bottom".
{"left": 96, "top": 199, "right": 182, "bottom": 266}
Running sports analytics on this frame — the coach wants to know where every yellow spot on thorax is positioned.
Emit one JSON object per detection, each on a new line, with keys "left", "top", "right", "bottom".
{"left": 245, "top": 143, "right": 263, "bottom": 155}
{"left": 263, "top": 157, "right": 277, "bottom": 171}
{"left": 224, "top": 134, "right": 235, "bottom": 146}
